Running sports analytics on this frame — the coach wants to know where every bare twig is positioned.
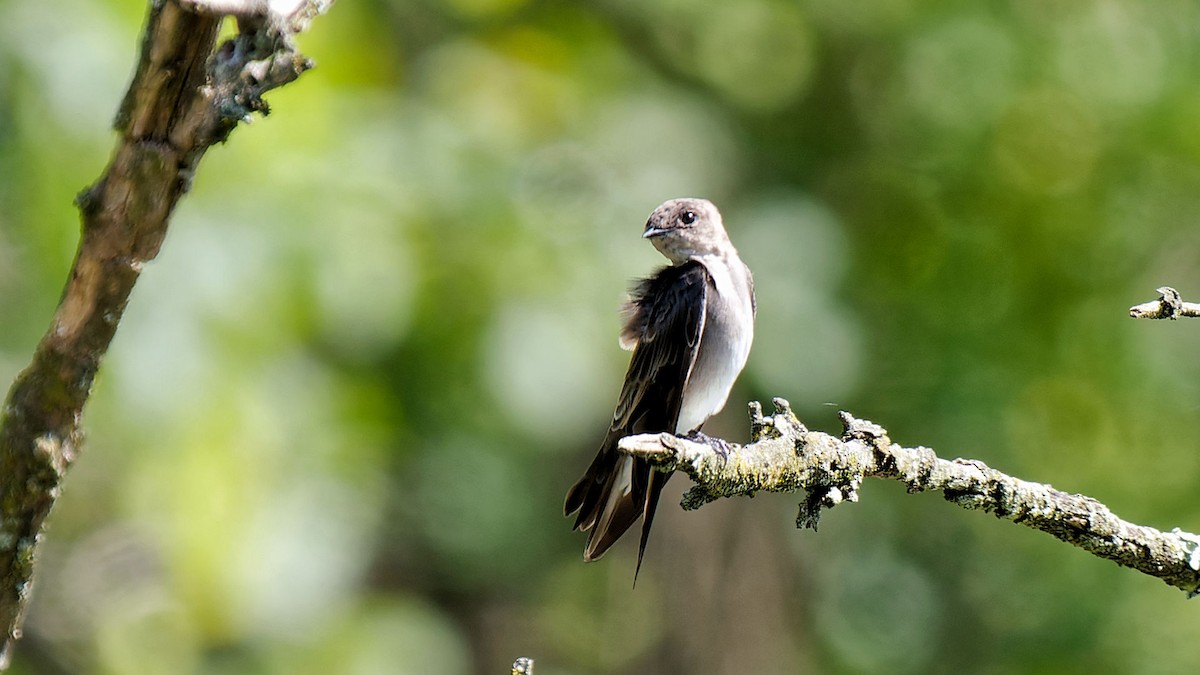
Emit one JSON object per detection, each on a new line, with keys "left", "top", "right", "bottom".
{"left": 0, "top": 0, "right": 333, "bottom": 667}
{"left": 1129, "top": 286, "right": 1200, "bottom": 319}
{"left": 619, "top": 399, "right": 1200, "bottom": 597}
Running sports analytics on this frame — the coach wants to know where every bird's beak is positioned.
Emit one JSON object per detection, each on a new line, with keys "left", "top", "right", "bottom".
{"left": 643, "top": 227, "right": 667, "bottom": 239}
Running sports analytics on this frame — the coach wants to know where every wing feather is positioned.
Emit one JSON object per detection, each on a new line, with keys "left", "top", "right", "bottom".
{"left": 564, "top": 261, "right": 710, "bottom": 569}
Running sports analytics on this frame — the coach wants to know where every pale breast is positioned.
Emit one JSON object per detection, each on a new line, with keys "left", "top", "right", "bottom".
{"left": 676, "top": 256, "right": 754, "bottom": 433}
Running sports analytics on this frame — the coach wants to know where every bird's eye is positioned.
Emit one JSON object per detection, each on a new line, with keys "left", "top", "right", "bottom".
{"left": 680, "top": 210, "right": 696, "bottom": 225}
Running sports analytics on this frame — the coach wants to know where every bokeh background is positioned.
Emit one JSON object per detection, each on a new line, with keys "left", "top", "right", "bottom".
{"left": 3, "top": 0, "right": 1200, "bottom": 672}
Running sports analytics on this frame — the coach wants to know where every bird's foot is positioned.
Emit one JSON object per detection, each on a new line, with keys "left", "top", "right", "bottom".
{"left": 686, "top": 430, "right": 733, "bottom": 462}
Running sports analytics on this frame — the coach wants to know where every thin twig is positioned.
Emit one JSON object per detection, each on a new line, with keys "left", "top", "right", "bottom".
{"left": 1129, "top": 286, "right": 1200, "bottom": 319}
{"left": 619, "top": 399, "right": 1200, "bottom": 597}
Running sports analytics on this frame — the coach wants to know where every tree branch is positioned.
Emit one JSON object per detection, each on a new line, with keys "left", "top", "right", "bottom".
{"left": 1129, "top": 286, "right": 1200, "bottom": 319}
{"left": 619, "top": 399, "right": 1200, "bottom": 597}
{"left": 0, "top": 0, "right": 333, "bottom": 667}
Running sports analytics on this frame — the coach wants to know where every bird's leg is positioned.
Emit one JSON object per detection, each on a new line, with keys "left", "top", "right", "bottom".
{"left": 685, "top": 429, "right": 733, "bottom": 462}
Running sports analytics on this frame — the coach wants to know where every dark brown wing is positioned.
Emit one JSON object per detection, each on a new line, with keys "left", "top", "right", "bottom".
{"left": 564, "top": 260, "right": 709, "bottom": 572}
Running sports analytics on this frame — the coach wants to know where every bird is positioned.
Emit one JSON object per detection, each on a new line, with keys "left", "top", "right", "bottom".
{"left": 564, "top": 197, "right": 756, "bottom": 577}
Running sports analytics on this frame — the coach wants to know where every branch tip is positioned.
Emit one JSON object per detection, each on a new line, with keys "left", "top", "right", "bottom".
{"left": 771, "top": 397, "right": 793, "bottom": 416}
{"left": 747, "top": 400, "right": 764, "bottom": 425}
{"left": 1129, "top": 286, "right": 1200, "bottom": 319}
{"left": 839, "top": 412, "right": 887, "bottom": 444}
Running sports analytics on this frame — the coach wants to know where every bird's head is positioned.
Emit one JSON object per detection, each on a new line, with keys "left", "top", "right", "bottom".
{"left": 642, "top": 198, "right": 730, "bottom": 264}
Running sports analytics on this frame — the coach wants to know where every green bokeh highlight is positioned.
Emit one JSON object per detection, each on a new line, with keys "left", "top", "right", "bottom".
{"left": 2, "top": 0, "right": 1200, "bottom": 672}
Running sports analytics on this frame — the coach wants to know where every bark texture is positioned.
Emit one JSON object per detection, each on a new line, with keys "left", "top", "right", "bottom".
{"left": 0, "top": 1, "right": 330, "bottom": 667}
{"left": 1129, "top": 286, "right": 1200, "bottom": 319}
{"left": 620, "top": 399, "right": 1200, "bottom": 597}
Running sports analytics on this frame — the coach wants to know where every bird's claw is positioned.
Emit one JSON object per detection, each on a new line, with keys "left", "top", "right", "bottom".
{"left": 687, "top": 430, "right": 733, "bottom": 463}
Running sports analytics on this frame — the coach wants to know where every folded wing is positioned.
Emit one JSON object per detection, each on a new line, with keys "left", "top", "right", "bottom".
{"left": 564, "top": 260, "right": 710, "bottom": 569}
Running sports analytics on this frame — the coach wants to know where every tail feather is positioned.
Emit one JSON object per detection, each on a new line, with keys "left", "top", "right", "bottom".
{"left": 584, "top": 465, "right": 642, "bottom": 561}
{"left": 634, "top": 470, "right": 672, "bottom": 582}
{"left": 566, "top": 447, "right": 667, "bottom": 565}
{"left": 564, "top": 446, "right": 621, "bottom": 533}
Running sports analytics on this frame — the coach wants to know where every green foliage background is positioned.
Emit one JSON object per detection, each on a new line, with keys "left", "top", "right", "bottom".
{"left": 3, "top": 0, "right": 1200, "bottom": 672}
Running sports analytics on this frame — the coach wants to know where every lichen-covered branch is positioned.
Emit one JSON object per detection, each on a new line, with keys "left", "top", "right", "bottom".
{"left": 619, "top": 399, "right": 1200, "bottom": 597}
{"left": 1129, "top": 286, "right": 1200, "bottom": 319}
{"left": 0, "top": 1, "right": 332, "bottom": 667}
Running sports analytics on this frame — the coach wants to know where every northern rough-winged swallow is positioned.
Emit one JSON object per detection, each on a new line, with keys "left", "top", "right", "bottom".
{"left": 564, "top": 197, "right": 756, "bottom": 575}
